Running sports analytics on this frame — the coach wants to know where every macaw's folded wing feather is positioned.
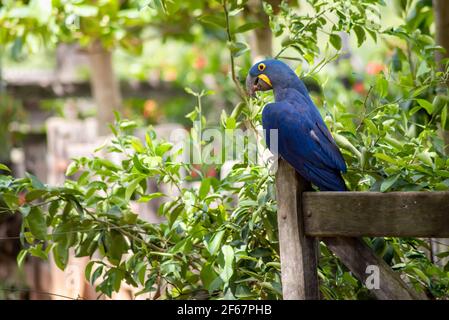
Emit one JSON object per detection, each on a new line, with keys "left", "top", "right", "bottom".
{"left": 262, "top": 101, "right": 347, "bottom": 191}
{"left": 312, "top": 121, "right": 347, "bottom": 173}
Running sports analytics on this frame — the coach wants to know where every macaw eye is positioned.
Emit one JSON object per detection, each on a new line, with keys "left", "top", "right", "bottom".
{"left": 258, "top": 63, "right": 266, "bottom": 71}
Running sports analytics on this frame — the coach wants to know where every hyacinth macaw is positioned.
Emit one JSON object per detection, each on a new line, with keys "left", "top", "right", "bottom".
{"left": 246, "top": 59, "right": 347, "bottom": 191}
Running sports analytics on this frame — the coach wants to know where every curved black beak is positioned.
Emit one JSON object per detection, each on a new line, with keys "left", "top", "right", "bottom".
{"left": 246, "top": 74, "right": 272, "bottom": 97}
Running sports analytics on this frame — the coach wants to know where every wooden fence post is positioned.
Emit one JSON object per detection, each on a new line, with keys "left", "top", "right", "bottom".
{"left": 275, "top": 159, "right": 319, "bottom": 299}
{"left": 275, "top": 160, "right": 428, "bottom": 300}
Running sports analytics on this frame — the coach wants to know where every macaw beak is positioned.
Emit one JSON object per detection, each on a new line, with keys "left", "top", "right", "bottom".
{"left": 246, "top": 74, "right": 273, "bottom": 97}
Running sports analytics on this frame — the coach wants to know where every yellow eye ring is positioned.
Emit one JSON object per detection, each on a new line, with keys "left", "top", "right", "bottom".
{"left": 258, "top": 63, "right": 266, "bottom": 71}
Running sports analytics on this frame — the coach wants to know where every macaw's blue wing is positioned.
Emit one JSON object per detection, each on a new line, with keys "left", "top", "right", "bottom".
{"left": 262, "top": 101, "right": 347, "bottom": 191}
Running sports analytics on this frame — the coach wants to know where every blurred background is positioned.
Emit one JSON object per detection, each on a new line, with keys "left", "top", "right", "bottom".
{"left": 1, "top": 0, "right": 448, "bottom": 299}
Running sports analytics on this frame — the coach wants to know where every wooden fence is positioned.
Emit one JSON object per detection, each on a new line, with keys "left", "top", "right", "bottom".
{"left": 275, "top": 159, "right": 449, "bottom": 300}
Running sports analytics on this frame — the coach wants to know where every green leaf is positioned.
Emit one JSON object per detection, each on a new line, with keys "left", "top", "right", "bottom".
{"left": 185, "top": 109, "right": 198, "bottom": 122}
{"left": 198, "top": 14, "right": 226, "bottom": 28}
{"left": 417, "top": 151, "right": 433, "bottom": 167}
{"left": 155, "top": 143, "right": 172, "bottom": 156}
{"left": 131, "top": 137, "right": 145, "bottom": 153}
{"left": 132, "top": 155, "right": 148, "bottom": 174}
{"left": 145, "top": 132, "right": 153, "bottom": 148}
{"left": 413, "top": 267, "right": 430, "bottom": 285}
{"left": 26, "top": 207, "right": 47, "bottom": 240}
{"left": 353, "top": 25, "right": 366, "bottom": 47}
{"left": 26, "top": 173, "right": 45, "bottom": 189}
{"left": 136, "top": 262, "right": 146, "bottom": 285}
{"left": 260, "top": 282, "right": 282, "bottom": 295}
{"left": 329, "top": 34, "right": 342, "bottom": 50}
{"left": 25, "top": 190, "right": 47, "bottom": 202}
{"left": 409, "top": 84, "right": 430, "bottom": 99}
{"left": 184, "top": 87, "right": 197, "bottom": 96}
{"left": 62, "top": 201, "right": 73, "bottom": 217}
{"left": 107, "top": 231, "right": 129, "bottom": 264}
{"left": 49, "top": 200, "right": 59, "bottom": 217}
{"left": 91, "top": 266, "right": 104, "bottom": 285}
{"left": 436, "top": 251, "right": 449, "bottom": 259}
{"left": 266, "top": 262, "right": 281, "bottom": 270}
{"left": 168, "top": 203, "right": 184, "bottom": 229}
{"left": 76, "top": 231, "right": 99, "bottom": 257}
{"left": 111, "top": 269, "right": 124, "bottom": 292}
{"left": 122, "top": 211, "right": 138, "bottom": 224}
{"left": 367, "top": 29, "right": 378, "bottom": 43}
{"left": 65, "top": 162, "right": 79, "bottom": 176}
{"left": 374, "top": 153, "right": 398, "bottom": 164}
{"left": 0, "top": 163, "right": 11, "bottom": 172}
{"left": 409, "top": 105, "right": 422, "bottom": 115}
{"left": 28, "top": 244, "right": 48, "bottom": 260}
{"left": 138, "top": 192, "right": 165, "bottom": 203}
{"left": 234, "top": 22, "right": 263, "bottom": 34}
{"left": 3, "top": 193, "right": 19, "bottom": 209}
{"left": 228, "top": 41, "right": 249, "bottom": 57}
{"left": 125, "top": 177, "right": 144, "bottom": 201}
{"left": 209, "top": 276, "right": 224, "bottom": 292}
{"left": 219, "top": 245, "right": 234, "bottom": 283}
{"left": 441, "top": 106, "right": 448, "bottom": 130}
{"left": 206, "top": 230, "right": 225, "bottom": 256}
{"left": 416, "top": 99, "right": 434, "bottom": 114}
{"left": 334, "top": 133, "right": 361, "bottom": 158}
{"left": 375, "top": 76, "right": 388, "bottom": 98}
{"left": 416, "top": 61, "right": 430, "bottom": 78}
{"left": 53, "top": 243, "right": 69, "bottom": 270}
{"left": 119, "top": 120, "right": 138, "bottom": 130}
{"left": 19, "top": 205, "right": 31, "bottom": 217}
{"left": 380, "top": 175, "right": 399, "bottom": 192}
{"left": 230, "top": 102, "right": 246, "bottom": 119}
{"left": 85, "top": 261, "right": 95, "bottom": 282}
{"left": 225, "top": 117, "right": 236, "bottom": 129}
{"left": 199, "top": 178, "right": 211, "bottom": 200}
{"left": 364, "top": 119, "right": 378, "bottom": 135}
{"left": 200, "top": 263, "right": 218, "bottom": 290}
{"left": 17, "top": 249, "right": 27, "bottom": 268}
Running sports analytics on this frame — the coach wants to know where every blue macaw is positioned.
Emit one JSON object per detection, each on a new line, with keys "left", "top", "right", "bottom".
{"left": 246, "top": 59, "right": 347, "bottom": 191}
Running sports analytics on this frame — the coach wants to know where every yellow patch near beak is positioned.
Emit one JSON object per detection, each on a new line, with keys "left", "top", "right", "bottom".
{"left": 258, "top": 74, "right": 272, "bottom": 87}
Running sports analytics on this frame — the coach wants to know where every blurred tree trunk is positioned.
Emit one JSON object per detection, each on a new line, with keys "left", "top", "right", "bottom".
{"left": 434, "top": 0, "right": 449, "bottom": 148}
{"left": 253, "top": 24, "right": 272, "bottom": 58}
{"left": 87, "top": 40, "right": 123, "bottom": 136}
{"left": 246, "top": 0, "right": 283, "bottom": 60}
{"left": 432, "top": 0, "right": 449, "bottom": 266}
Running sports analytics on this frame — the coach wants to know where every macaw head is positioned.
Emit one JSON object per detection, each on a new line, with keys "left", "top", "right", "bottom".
{"left": 246, "top": 59, "right": 299, "bottom": 96}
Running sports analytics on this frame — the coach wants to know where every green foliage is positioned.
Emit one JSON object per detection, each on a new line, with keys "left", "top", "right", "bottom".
{"left": 266, "top": 0, "right": 383, "bottom": 62}
{"left": 0, "top": 0, "right": 176, "bottom": 56}
{"left": 1, "top": 112, "right": 280, "bottom": 298}
{"left": 321, "top": 1, "right": 449, "bottom": 193}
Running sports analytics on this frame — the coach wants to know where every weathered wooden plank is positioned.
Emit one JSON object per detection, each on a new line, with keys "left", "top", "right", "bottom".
{"left": 275, "top": 159, "right": 319, "bottom": 300}
{"left": 303, "top": 192, "right": 449, "bottom": 237}
{"left": 5, "top": 79, "right": 186, "bottom": 100}
{"left": 323, "top": 237, "right": 428, "bottom": 300}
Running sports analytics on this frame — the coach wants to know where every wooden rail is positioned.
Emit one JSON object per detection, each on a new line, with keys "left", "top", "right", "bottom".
{"left": 4, "top": 79, "right": 186, "bottom": 100}
{"left": 275, "top": 159, "right": 449, "bottom": 300}
{"left": 304, "top": 191, "right": 449, "bottom": 237}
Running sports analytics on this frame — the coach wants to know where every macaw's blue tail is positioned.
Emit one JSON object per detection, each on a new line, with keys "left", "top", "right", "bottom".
{"left": 302, "top": 162, "right": 347, "bottom": 191}
{"left": 315, "top": 174, "right": 347, "bottom": 191}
